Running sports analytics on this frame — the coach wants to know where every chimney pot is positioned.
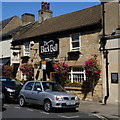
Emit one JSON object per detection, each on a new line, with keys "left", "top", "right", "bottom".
{"left": 38, "top": 2, "right": 52, "bottom": 23}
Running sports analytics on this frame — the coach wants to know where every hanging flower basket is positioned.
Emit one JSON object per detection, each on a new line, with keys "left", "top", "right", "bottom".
{"left": 2, "top": 65, "right": 14, "bottom": 78}
{"left": 53, "top": 62, "right": 69, "bottom": 87}
{"left": 83, "top": 58, "right": 101, "bottom": 91}
{"left": 20, "top": 63, "right": 34, "bottom": 80}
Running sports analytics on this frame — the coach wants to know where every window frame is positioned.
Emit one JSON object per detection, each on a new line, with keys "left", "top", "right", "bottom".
{"left": 23, "top": 42, "right": 30, "bottom": 56}
{"left": 24, "top": 82, "right": 34, "bottom": 91}
{"left": 33, "top": 82, "right": 42, "bottom": 91}
{"left": 70, "top": 33, "right": 81, "bottom": 51}
{"left": 68, "top": 67, "right": 86, "bottom": 83}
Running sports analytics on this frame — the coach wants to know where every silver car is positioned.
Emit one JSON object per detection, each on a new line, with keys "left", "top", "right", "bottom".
{"left": 19, "top": 81, "right": 80, "bottom": 112}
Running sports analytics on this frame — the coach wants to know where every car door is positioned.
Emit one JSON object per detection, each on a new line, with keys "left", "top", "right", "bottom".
{"left": 30, "top": 82, "right": 43, "bottom": 105}
{"left": 23, "top": 81, "right": 34, "bottom": 103}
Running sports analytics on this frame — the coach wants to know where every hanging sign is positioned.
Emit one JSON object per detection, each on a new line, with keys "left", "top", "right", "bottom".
{"left": 40, "top": 39, "right": 59, "bottom": 58}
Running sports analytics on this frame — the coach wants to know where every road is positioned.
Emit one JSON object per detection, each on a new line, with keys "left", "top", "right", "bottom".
{"left": 1, "top": 102, "right": 103, "bottom": 119}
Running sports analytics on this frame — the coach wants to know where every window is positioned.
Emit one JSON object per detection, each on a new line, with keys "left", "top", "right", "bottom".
{"left": 70, "top": 33, "right": 80, "bottom": 51}
{"left": 25, "top": 82, "right": 34, "bottom": 90}
{"left": 24, "top": 42, "right": 30, "bottom": 56}
{"left": 33, "top": 82, "right": 42, "bottom": 91}
{"left": 68, "top": 67, "right": 86, "bottom": 83}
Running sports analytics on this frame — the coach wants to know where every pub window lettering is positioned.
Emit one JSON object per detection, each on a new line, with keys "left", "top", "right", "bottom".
{"left": 70, "top": 33, "right": 81, "bottom": 51}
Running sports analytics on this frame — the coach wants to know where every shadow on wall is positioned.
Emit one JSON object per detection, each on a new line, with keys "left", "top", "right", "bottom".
{"left": 81, "top": 77, "right": 99, "bottom": 100}
{"left": 35, "top": 67, "right": 40, "bottom": 80}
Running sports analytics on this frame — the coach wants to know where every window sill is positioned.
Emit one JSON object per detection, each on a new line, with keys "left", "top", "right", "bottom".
{"left": 21, "top": 56, "right": 30, "bottom": 59}
{"left": 67, "top": 51, "right": 81, "bottom": 55}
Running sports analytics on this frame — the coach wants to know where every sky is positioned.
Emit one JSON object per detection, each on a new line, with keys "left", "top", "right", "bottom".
{"left": 1, "top": 2, "right": 100, "bottom": 21}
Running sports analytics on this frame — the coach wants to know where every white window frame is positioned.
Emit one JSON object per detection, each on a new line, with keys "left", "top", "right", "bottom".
{"left": 68, "top": 67, "right": 86, "bottom": 83}
{"left": 24, "top": 42, "right": 30, "bottom": 56}
{"left": 70, "top": 33, "right": 81, "bottom": 51}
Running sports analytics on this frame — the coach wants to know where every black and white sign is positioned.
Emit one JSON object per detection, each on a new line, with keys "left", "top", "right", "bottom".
{"left": 40, "top": 39, "right": 59, "bottom": 58}
{"left": 111, "top": 73, "right": 118, "bottom": 84}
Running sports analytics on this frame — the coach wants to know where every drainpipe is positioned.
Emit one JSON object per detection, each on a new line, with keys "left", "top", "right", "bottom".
{"left": 104, "top": 50, "right": 109, "bottom": 104}
{"left": 101, "top": 2, "right": 109, "bottom": 104}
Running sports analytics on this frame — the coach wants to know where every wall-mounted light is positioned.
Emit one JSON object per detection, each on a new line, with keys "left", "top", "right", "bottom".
{"left": 30, "top": 41, "right": 34, "bottom": 46}
{"left": 111, "top": 29, "right": 116, "bottom": 35}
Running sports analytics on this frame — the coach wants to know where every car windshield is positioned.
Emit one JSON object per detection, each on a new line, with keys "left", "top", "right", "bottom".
{"left": 0, "top": 78, "right": 16, "bottom": 86}
{"left": 42, "top": 82, "right": 65, "bottom": 92}
{"left": 11, "top": 79, "right": 23, "bottom": 86}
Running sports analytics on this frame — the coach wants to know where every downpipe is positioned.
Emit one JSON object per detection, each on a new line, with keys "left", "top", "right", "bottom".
{"left": 104, "top": 50, "right": 109, "bottom": 104}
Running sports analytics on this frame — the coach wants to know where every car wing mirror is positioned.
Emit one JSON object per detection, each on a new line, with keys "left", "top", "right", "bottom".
{"left": 37, "top": 88, "right": 42, "bottom": 92}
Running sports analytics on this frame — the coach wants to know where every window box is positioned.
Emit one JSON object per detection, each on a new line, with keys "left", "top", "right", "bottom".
{"left": 67, "top": 51, "right": 81, "bottom": 55}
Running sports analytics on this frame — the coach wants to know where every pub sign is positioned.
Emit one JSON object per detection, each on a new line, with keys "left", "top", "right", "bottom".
{"left": 39, "top": 38, "right": 59, "bottom": 58}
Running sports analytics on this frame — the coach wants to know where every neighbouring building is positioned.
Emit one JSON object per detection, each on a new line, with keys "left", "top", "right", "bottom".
{"left": 0, "top": 14, "right": 35, "bottom": 77}
{"left": 11, "top": 2, "right": 120, "bottom": 103}
{"left": 99, "top": 2, "right": 120, "bottom": 104}
{"left": 0, "top": 16, "right": 22, "bottom": 75}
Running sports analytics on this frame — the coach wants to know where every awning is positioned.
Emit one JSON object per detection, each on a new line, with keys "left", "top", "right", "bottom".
{"left": 0, "top": 57, "right": 10, "bottom": 69}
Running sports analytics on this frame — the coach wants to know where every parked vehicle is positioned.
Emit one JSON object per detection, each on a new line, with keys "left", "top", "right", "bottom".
{"left": 11, "top": 79, "right": 23, "bottom": 86}
{"left": 19, "top": 81, "right": 80, "bottom": 112}
{"left": 0, "top": 77, "right": 23, "bottom": 102}
{"left": 0, "top": 82, "right": 4, "bottom": 106}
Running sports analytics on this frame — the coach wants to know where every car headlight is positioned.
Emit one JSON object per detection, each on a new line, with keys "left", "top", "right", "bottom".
{"left": 75, "top": 96, "right": 79, "bottom": 100}
{"left": 55, "top": 96, "right": 63, "bottom": 101}
{"left": 5, "top": 87, "right": 15, "bottom": 92}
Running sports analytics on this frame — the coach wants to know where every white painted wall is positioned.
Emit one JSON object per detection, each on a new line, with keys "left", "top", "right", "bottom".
{"left": 0, "top": 38, "right": 12, "bottom": 59}
{"left": 105, "top": 38, "right": 119, "bottom": 103}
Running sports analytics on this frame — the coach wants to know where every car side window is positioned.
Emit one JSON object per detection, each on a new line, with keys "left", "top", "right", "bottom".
{"left": 24, "top": 82, "right": 34, "bottom": 90}
{"left": 33, "top": 82, "right": 41, "bottom": 91}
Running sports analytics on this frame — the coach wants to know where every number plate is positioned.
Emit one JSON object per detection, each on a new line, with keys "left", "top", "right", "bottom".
{"left": 66, "top": 102, "right": 75, "bottom": 105}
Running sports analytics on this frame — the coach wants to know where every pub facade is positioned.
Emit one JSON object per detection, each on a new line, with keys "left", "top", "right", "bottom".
{"left": 12, "top": 2, "right": 120, "bottom": 102}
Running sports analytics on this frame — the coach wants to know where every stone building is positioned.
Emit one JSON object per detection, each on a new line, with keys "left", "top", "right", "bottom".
{"left": 11, "top": 2, "right": 119, "bottom": 103}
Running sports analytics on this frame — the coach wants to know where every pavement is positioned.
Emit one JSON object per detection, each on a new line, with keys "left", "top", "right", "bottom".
{"left": 78, "top": 100, "right": 120, "bottom": 120}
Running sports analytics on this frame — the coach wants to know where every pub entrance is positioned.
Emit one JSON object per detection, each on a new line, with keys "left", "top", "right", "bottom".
{"left": 43, "top": 61, "right": 55, "bottom": 81}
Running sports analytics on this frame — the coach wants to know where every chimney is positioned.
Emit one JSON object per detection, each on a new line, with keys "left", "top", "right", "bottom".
{"left": 22, "top": 13, "right": 35, "bottom": 25}
{"left": 38, "top": 2, "right": 53, "bottom": 23}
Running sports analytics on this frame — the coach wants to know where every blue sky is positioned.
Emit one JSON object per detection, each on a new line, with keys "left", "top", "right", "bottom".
{"left": 2, "top": 2, "right": 100, "bottom": 21}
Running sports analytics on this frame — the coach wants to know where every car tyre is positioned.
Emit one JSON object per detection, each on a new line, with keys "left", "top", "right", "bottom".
{"left": 19, "top": 97, "right": 26, "bottom": 107}
{"left": 44, "top": 100, "right": 52, "bottom": 112}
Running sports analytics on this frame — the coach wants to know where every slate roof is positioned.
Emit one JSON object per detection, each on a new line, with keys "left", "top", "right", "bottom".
{"left": 0, "top": 16, "right": 15, "bottom": 30}
{"left": 12, "top": 4, "right": 102, "bottom": 44}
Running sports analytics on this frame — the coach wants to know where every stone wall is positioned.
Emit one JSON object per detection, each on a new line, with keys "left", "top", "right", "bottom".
{"left": 58, "top": 31, "right": 103, "bottom": 101}
{"left": 65, "top": 80, "right": 102, "bottom": 102}
{"left": 58, "top": 32, "right": 102, "bottom": 67}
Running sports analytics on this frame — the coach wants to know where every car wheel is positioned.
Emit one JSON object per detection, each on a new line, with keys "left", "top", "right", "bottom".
{"left": 19, "top": 97, "right": 25, "bottom": 107}
{"left": 44, "top": 100, "right": 52, "bottom": 112}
